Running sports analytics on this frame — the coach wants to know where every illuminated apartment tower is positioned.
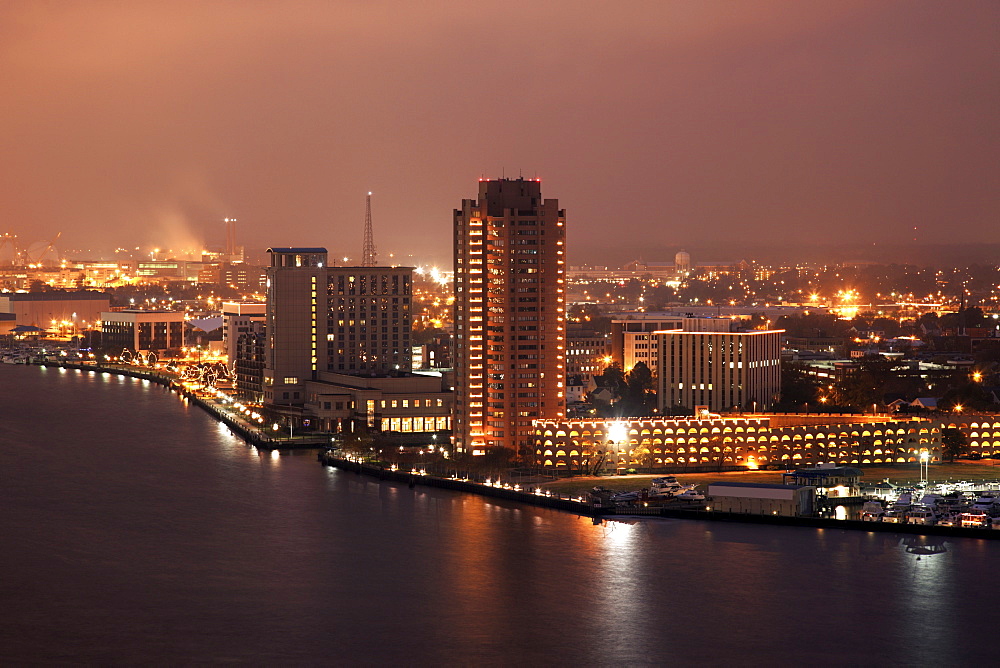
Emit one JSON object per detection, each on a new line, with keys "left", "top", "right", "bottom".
{"left": 453, "top": 178, "right": 567, "bottom": 455}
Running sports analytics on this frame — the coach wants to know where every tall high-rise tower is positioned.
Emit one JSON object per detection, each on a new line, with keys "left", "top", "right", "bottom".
{"left": 453, "top": 178, "right": 567, "bottom": 455}
{"left": 362, "top": 192, "right": 377, "bottom": 267}
{"left": 225, "top": 217, "right": 237, "bottom": 255}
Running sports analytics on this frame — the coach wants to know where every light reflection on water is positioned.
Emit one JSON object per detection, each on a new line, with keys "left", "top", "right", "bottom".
{"left": 0, "top": 364, "right": 997, "bottom": 665}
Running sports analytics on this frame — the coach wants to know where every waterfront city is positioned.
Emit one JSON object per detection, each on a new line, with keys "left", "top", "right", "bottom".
{"left": 3, "top": 1, "right": 998, "bottom": 664}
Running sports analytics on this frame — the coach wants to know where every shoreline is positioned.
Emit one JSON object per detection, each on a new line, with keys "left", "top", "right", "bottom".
{"left": 38, "top": 361, "right": 327, "bottom": 449}
{"left": 33, "top": 360, "right": 1000, "bottom": 541}
{"left": 318, "top": 451, "right": 1000, "bottom": 540}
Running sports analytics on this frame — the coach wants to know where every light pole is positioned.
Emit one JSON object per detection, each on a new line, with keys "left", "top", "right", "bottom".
{"left": 920, "top": 451, "right": 930, "bottom": 486}
{"left": 608, "top": 421, "right": 628, "bottom": 476}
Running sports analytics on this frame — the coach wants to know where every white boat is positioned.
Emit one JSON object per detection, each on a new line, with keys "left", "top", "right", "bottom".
{"left": 675, "top": 488, "right": 705, "bottom": 502}
{"left": 883, "top": 493, "right": 912, "bottom": 523}
{"left": 611, "top": 490, "right": 640, "bottom": 503}
{"left": 906, "top": 505, "right": 937, "bottom": 525}
{"left": 861, "top": 501, "right": 885, "bottom": 522}
{"left": 918, "top": 493, "right": 945, "bottom": 508}
{"left": 971, "top": 492, "right": 1000, "bottom": 514}
{"left": 649, "top": 476, "right": 695, "bottom": 498}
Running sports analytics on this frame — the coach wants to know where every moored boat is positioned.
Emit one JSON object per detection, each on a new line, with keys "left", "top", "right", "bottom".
{"left": 861, "top": 501, "right": 885, "bottom": 522}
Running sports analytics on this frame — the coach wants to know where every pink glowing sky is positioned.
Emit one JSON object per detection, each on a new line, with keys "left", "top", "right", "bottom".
{"left": 2, "top": 1, "right": 997, "bottom": 265}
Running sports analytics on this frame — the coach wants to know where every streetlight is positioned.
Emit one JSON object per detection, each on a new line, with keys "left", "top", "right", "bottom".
{"left": 607, "top": 421, "right": 629, "bottom": 475}
{"left": 920, "top": 451, "right": 930, "bottom": 486}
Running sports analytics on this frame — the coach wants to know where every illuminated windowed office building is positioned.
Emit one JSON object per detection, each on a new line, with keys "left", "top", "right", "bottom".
{"left": 263, "top": 247, "right": 448, "bottom": 434}
{"left": 655, "top": 321, "right": 782, "bottom": 414}
{"left": 453, "top": 178, "right": 567, "bottom": 455}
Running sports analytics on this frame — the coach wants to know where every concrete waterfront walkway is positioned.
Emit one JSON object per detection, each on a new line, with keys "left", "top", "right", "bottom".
{"left": 39, "top": 360, "right": 329, "bottom": 449}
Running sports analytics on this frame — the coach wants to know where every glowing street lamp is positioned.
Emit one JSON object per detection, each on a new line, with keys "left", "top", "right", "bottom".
{"left": 607, "top": 421, "right": 629, "bottom": 475}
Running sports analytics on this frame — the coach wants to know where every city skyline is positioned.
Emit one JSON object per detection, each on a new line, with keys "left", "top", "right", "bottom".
{"left": 2, "top": 1, "right": 998, "bottom": 267}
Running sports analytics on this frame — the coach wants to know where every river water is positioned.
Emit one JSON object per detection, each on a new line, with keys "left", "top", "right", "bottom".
{"left": 1, "top": 364, "right": 996, "bottom": 665}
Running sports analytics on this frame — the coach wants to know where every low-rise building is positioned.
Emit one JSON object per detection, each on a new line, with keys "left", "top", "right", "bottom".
{"left": 303, "top": 371, "right": 451, "bottom": 436}
{"left": 706, "top": 482, "right": 815, "bottom": 517}
{"left": 0, "top": 290, "right": 110, "bottom": 330}
{"left": 100, "top": 310, "right": 185, "bottom": 353}
{"left": 782, "top": 465, "right": 863, "bottom": 497}
{"left": 530, "top": 414, "right": 941, "bottom": 472}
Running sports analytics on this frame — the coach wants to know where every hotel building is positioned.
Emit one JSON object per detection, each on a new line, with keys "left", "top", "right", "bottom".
{"left": 453, "top": 178, "right": 567, "bottom": 455}
{"left": 263, "top": 247, "right": 413, "bottom": 407}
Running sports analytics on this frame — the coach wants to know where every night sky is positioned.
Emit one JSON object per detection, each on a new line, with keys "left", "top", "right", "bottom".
{"left": 2, "top": 1, "right": 997, "bottom": 265}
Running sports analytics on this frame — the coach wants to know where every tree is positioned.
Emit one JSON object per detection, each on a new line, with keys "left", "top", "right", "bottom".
{"left": 621, "top": 362, "right": 656, "bottom": 416}
{"left": 596, "top": 363, "right": 627, "bottom": 403}
{"left": 831, "top": 356, "right": 903, "bottom": 410}
{"left": 941, "top": 382, "right": 994, "bottom": 412}
{"left": 775, "top": 362, "right": 820, "bottom": 411}
{"left": 941, "top": 428, "right": 969, "bottom": 463}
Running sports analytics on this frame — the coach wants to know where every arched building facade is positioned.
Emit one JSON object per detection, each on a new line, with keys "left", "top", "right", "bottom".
{"left": 530, "top": 415, "right": 943, "bottom": 472}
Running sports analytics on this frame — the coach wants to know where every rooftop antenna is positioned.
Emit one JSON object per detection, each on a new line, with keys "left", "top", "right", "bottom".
{"left": 361, "top": 192, "right": 377, "bottom": 267}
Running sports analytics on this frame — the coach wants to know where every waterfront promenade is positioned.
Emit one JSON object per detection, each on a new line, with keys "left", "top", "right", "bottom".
{"left": 40, "top": 360, "right": 328, "bottom": 449}
{"left": 318, "top": 451, "right": 1000, "bottom": 540}
{"left": 38, "top": 359, "right": 1000, "bottom": 540}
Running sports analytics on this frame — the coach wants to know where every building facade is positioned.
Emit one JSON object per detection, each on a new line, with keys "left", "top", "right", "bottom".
{"left": 263, "top": 247, "right": 413, "bottom": 408}
{"left": 566, "top": 329, "right": 611, "bottom": 380}
{"left": 531, "top": 415, "right": 942, "bottom": 472}
{"left": 234, "top": 325, "right": 266, "bottom": 402}
{"left": 304, "top": 372, "right": 451, "bottom": 436}
{"left": 100, "top": 310, "right": 185, "bottom": 353}
{"left": 656, "top": 325, "right": 782, "bottom": 413}
{"left": 221, "top": 301, "right": 266, "bottom": 365}
{"left": 453, "top": 178, "right": 567, "bottom": 455}
{"left": 611, "top": 317, "right": 683, "bottom": 370}
{"left": 0, "top": 290, "right": 110, "bottom": 330}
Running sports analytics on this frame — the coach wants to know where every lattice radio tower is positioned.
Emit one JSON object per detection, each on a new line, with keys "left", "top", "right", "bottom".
{"left": 361, "top": 192, "right": 377, "bottom": 267}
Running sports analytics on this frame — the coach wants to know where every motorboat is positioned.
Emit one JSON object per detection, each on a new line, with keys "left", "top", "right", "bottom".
{"left": 649, "top": 476, "right": 695, "bottom": 497}
{"left": 674, "top": 488, "right": 705, "bottom": 502}
{"left": 971, "top": 492, "right": 1000, "bottom": 514}
{"left": 917, "top": 493, "right": 945, "bottom": 508}
{"left": 860, "top": 501, "right": 885, "bottom": 522}
{"left": 611, "top": 490, "right": 640, "bottom": 504}
{"left": 906, "top": 505, "right": 938, "bottom": 525}
{"left": 960, "top": 512, "right": 990, "bottom": 528}
{"left": 882, "top": 493, "right": 912, "bottom": 523}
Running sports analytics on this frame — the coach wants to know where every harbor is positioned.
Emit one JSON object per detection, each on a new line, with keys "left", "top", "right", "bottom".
{"left": 317, "top": 450, "right": 1000, "bottom": 539}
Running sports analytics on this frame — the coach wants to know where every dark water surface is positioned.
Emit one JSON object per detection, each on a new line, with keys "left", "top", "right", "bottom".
{"left": 1, "top": 365, "right": 996, "bottom": 665}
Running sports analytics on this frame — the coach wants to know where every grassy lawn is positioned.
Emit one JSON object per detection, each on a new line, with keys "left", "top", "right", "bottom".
{"left": 535, "top": 460, "right": 1000, "bottom": 497}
